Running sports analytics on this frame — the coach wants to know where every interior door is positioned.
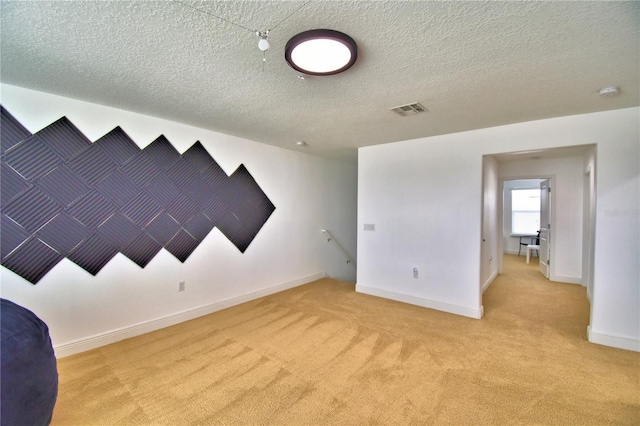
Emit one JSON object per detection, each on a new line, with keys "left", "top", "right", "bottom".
{"left": 539, "top": 179, "right": 550, "bottom": 278}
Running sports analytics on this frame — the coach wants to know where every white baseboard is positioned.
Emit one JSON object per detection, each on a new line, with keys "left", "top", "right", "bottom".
{"left": 587, "top": 326, "right": 640, "bottom": 352}
{"left": 54, "top": 272, "right": 326, "bottom": 358}
{"left": 355, "top": 284, "right": 483, "bottom": 319}
{"left": 550, "top": 275, "right": 582, "bottom": 285}
{"left": 482, "top": 270, "right": 498, "bottom": 294}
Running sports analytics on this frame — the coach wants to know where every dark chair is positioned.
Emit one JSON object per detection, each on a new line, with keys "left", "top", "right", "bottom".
{"left": 518, "top": 231, "right": 540, "bottom": 256}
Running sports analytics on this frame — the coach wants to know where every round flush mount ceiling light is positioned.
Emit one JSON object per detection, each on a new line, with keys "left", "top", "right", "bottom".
{"left": 285, "top": 29, "right": 357, "bottom": 76}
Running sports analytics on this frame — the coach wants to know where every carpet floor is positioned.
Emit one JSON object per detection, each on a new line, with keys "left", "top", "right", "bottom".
{"left": 52, "top": 255, "right": 639, "bottom": 425}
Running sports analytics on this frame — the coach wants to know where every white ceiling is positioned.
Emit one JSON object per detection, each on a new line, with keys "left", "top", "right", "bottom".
{"left": 1, "top": 1, "right": 638, "bottom": 162}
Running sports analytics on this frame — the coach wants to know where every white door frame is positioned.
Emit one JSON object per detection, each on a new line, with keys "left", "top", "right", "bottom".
{"left": 497, "top": 175, "right": 556, "bottom": 278}
{"left": 539, "top": 179, "right": 551, "bottom": 278}
{"left": 582, "top": 165, "right": 596, "bottom": 302}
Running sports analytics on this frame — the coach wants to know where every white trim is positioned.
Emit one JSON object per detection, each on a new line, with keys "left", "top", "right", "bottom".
{"left": 482, "top": 269, "right": 498, "bottom": 294}
{"left": 497, "top": 258, "right": 581, "bottom": 284}
{"left": 587, "top": 326, "right": 640, "bottom": 352}
{"left": 54, "top": 272, "right": 326, "bottom": 358}
{"left": 550, "top": 275, "right": 582, "bottom": 285}
{"left": 355, "top": 284, "right": 483, "bottom": 319}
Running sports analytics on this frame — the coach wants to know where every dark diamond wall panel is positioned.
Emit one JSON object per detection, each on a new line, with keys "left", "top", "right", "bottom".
{"left": 217, "top": 179, "right": 242, "bottom": 210}
{"left": 1, "top": 214, "right": 30, "bottom": 261}
{"left": 95, "top": 170, "right": 140, "bottom": 208}
{"left": 166, "top": 158, "right": 198, "bottom": 190}
{"left": 4, "top": 136, "right": 61, "bottom": 181}
{"left": 229, "top": 164, "right": 256, "bottom": 191}
{"left": 1, "top": 163, "right": 31, "bottom": 206}
{"left": 96, "top": 213, "right": 141, "bottom": 250}
{"left": 245, "top": 201, "right": 276, "bottom": 236}
{"left": 202, "top": 195, "right": 229, "bottom": 223}
{"left": 121, "top": 232, "right": 162, "bottom": 268}
{"left": 145, "top": 212, "right": 180, "bottom": 246}
{"left": 145, "top": 135, "right": 180, "bottom": 170}
{"left": 164, "top": 229, "right": 199, "bottom": 263}
{"left": 69, "top": 144, "right": 117, "bottom": 185}
{"left": 95, "top": 127, "right": 139, "bottom": 166}
{"left": 68, "top": 234, "right": 118, "bottom": 276}
{"left": 227, "top": 229, "right": 255, "bottom": 254}
{"left": 184, "top": 213, "right": 215, "bottom": 243}
{"left": 244, "top": 184, "right": 271, "bottom": 206}
{"left": 184, "top": 176, "right": 214, "bottom": 208}
{"left": 0, "top": 106, "right": 276, "bottom": 283}
{"left": 68, "top": 190, "right": 116, "bottom": 230}
{"left": 166, "top": 194, "right": 199, "bottom": 225}
{"left": 121, "top": 151, "right": 160, "bottom": 188}
{"left": 1, "top": 106, "right": 31, "bottom": 154}
{"left": 230, "top": 199, "right": 254, "bottom": 224}
{"left": 2, "top": 238, "right": 63, "bottom": 284}
{"left": 122, "top": 192, "right": 162, "bottom": 227}
{"left": 38, "top": 117, "right": 91, "bottom": 160}
{"left": 2, "top": 187, "right": 61, "bottom": 232}
{"left": 144, "top": 174, "right": 182, "bottom": 208}
{"left": 216, "top": 211, "right": 243, "bottom": 247}
{"left": 38, "top": 165, "right": 90, "bottom": 207}
{"left": 183, "top": 141, "right": 215, "bottom": 173}
{"left": 201, "top": 162, "right": 228, "bottom": 192}
{"left": 36, "top": 213, "right": 90, "bottom": 256}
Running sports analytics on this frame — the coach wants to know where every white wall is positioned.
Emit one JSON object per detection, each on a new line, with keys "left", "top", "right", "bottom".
{"left": 499, "top": 156, "right": 585, "bottom": 283}
{"left": 0, "top": 84, "right": 358, "bottom": 356}
{"left": 357, "top": 107, "right": 639, "bottom": 351}
{"left": 357, "top": 134, "right": 485, "bottom": 319}
{"left": 481, "top": 155, "right": 499, "bottom": 293}
{"left": 589, "top": 113, "right": 639, "bottom": 351}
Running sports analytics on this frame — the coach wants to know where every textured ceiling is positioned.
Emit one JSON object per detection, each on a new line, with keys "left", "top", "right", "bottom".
{"left": 1, "top": 1, "right": 638, "bottom": 162}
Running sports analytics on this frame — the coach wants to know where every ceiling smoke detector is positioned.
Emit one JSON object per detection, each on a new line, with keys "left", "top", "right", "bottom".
{"left": 390, "top": 102, "right": 428, "bottom": 117}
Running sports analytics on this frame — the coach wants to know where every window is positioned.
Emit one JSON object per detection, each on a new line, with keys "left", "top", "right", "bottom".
{"left": 511, "top": 188, "right": 540, "bottom": 235}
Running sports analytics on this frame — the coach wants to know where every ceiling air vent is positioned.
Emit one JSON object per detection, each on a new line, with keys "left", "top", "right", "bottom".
{"left": 390, "top": 102, "right": 428, "bottom": 117}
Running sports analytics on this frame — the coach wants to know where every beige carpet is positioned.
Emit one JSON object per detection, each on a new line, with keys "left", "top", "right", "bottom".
{"left": 52, "top": 255, "right": 639, "bottom": 425}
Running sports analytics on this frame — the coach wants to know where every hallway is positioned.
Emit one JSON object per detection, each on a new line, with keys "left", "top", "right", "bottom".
{"left": 483, "top": 254, "right": 589, "bottom": 343}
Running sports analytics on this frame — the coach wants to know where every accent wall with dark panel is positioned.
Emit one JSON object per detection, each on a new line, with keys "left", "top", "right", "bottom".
{"left": 0, "top": 106, "right": 276, "bottom": 284}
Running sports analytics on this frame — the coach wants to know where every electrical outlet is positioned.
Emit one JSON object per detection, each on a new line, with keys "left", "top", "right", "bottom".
{"left": 413, "top": 267, "right": 419, "bottom": 279}
{"left": 178, "top": 281, "right": 185, "bottom": 291}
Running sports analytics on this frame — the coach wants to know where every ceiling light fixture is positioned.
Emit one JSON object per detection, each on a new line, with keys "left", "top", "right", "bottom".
{"left": 257, "top": 31, "right": 270, "bottom": 52}
{"left": 256, "top": 30, "right": 270, "bottom": 69}
{"left": 285, "top": 29, "right": 357, "bottom": 76}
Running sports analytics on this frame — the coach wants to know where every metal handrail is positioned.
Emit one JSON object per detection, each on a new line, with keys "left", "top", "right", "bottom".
{"left": 321, "top": 229, "right": 356, "bottom": 267}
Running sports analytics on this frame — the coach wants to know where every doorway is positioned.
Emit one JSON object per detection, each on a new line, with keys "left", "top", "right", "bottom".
{"left": 500, "top": 177, "right": 552, "bottom": 278}
{"left": 488, "top": 145, "right": 594, "bottom": 285}
{"left": 481, "top": 145, "right": 596, "bottom": 341}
